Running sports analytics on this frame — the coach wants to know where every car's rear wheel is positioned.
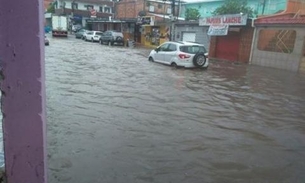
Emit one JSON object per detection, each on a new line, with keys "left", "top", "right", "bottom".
{"left": 193, "top": 52, "right": 207, "bottom": 68}
{"left": 148, "top": 57, "right": 154, "bottom": 62}
{"left": 171, "top": 62, "right": 178, "bottom": 68}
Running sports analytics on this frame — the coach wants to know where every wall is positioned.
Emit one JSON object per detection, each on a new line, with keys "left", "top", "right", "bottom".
{"left": 174, "top": 24, "right": 210, "bottom": 50}
{"left": 115, "top": 0, "right": 144, "bottom": 19}
{"left": 181, "top": 0, "right": 287, "bottom": 18}
{"left": 144, "top": 0, "right": 178, "bottom": 16}
{"left": 116, "top": 0, "right": 179, "bottom": 19}
{"left": 238, "top": 27, "right": 254, "bottom": 62}
{"left": 251, "top": 27, "right": 305, "bottom": 71}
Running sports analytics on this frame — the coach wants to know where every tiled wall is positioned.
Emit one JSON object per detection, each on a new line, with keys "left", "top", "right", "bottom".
{"left": 251, "top": 27, "right": 305, "bottom": 71}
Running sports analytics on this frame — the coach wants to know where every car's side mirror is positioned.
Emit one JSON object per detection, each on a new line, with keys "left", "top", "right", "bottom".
{"left": 155, "top": 47, "right": 160, "bottom": 52}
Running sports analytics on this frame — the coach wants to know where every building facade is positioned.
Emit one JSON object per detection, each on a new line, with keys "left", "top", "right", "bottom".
{"left": 251, "top": 0, "right": 305, "bottom": 72}
{"left": 173, "top": 0, "right": 288, "bottom": 64}
{"left": 115, "top": 0, "right": 180, "bottom": 46}
{"left": 53, "top": 0, "right": 115, "bottom": 28}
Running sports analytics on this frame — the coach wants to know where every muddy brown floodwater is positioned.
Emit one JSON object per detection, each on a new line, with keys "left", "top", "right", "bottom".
{"left": 45, "top": 35, "right": 305, "bottom": 183}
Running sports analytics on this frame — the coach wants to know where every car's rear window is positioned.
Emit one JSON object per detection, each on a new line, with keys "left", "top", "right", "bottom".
{"left": 96, "top": 32, "right": 103, "bottom": 36}
{"left": 180, "top": 45, "right": 206, "bottom": 54}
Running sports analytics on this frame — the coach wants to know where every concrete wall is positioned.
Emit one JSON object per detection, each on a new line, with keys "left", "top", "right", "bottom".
{"left": 174, "top": 24, "right": 210, "bottom": 50}
{"left": 251, "top": 27, "right": 305, "bottom": 72}
{"left": 0, "top": 0, "right": 48, "bottom": 182}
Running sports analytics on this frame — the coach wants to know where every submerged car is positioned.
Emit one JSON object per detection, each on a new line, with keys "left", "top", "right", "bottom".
{"left": 148, "top": 41, "right": 209, "bottom": 68}
{"left": 45, "top": 35, "right": 49, "bottom": 46}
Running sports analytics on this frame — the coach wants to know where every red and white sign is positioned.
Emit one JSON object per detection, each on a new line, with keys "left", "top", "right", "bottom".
{"left": 90, "top": 8, "right": 97, "bottom": 17}
{"left": 199, "top": 14, "right": 248, "bottom": 26}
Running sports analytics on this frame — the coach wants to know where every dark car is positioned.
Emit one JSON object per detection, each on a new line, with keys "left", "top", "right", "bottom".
{"left": 99, "top": 30, "right": 124, "bottom": 46}
{"left": 75, "top": 29, "right": 87, "bottom": 39}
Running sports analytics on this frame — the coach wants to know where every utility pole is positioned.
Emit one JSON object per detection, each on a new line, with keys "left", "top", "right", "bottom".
{"left": 170, "top": 0, "right": 176, "bottom": 41}
{"left": 171, "top": 0, "right": 176, "bottom": 17}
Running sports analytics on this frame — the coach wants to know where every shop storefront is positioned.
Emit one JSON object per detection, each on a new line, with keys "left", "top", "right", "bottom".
{"left": 86, "top": 18, "right": 125, "bottom": 32}
{"left": 199, "top": 14, "right": 254, "bottom": 63}
{"left": 137, "top": 16, "right": 170, "bottom": 47}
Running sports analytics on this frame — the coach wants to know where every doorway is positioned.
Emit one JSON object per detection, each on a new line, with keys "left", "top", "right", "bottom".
{"left": 215, "top": 31, "right": 240, "bottom": 61}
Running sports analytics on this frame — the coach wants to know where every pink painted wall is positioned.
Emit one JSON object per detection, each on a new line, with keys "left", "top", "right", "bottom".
{"left": 0, "top": 0, "right": 47, "bottom": 183}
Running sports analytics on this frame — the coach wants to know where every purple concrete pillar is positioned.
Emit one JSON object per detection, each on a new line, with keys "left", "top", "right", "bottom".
{"left": 0, "top": 0, "right": 47, "bottom": 183}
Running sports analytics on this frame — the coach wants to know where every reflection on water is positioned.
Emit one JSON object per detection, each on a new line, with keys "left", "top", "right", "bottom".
{"left": 46, "top": 36, "right": 305, "bottom": 183}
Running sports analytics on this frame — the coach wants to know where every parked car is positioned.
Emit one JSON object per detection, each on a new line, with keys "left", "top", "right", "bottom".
{"left": 85, "top": 31, "right": 103, "bottom": 42}
{"left": 75, "top": 29, "right": 87, "bottom": 39}
{"left": 45, "top": 35, "right": 49, "bottom": 46}
{"left": 99, "top": 30, "right": 124, "bottom": 46}
{"left": 72, "top": 24, "right": 82, "bottom": 33}
{"left": 148, "top": 41, "right": 209, "bottom": 69}
{"left": 81, "top": 30, "right": 90, "bottom": 40}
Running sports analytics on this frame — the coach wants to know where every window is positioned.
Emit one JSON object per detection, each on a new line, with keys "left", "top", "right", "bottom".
{"left": 85, "top": 5, "right": 94, "bottom": 10}
{"left": 72, "top": 2, "right": 78, "bottom": 9}
{"left": 105, "top": 7, "right": 111, "bottom": 13}
{"left": 167, "top": 8, "right": 172, "bottom": 14}
{"left": 257, "top": 29, "right": 296, "bottom": 54}
{"left": 168, "top": 44, "right": 177, "bottom": 51}
{"left": 99, "top": 6, "right": 103, "bottom": 12}
{"left": 180, "top": 45, "right": 207, "bottom": 54}
{"left": 149, "top": 5, "right": 154, "bottom": 12}
{"left": 159, "top": 43, "right": 169, "bottom": 51}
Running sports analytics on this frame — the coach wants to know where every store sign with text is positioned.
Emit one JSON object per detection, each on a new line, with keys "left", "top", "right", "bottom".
{"left": 207, "top": 25, "right": 229, "bottom": 36}
{"left": 199, "top": 14, "right": 248, "bottom": 26}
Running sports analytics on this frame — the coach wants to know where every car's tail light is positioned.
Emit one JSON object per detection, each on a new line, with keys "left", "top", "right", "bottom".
{"left": 204, "top": 53, "right": 209, "bottom": 58}
{"left": 178, "top": 53, "right": 191, "bottom": 59}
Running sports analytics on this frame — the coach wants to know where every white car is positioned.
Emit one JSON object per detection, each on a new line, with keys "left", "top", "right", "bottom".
{"left": 84, "top": 31, "right": 103, "bottom": 42}
{"left": 148, "top": 41, "right": 209, "bottom": 68}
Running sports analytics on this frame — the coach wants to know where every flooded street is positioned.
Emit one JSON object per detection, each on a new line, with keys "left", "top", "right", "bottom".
{"left": 46, "top": 36, "right": 305, "bottom": 183}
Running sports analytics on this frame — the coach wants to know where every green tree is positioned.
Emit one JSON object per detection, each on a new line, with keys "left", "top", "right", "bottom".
{"left": 213, "top": 0, "right": 254, "bottom": 17}
{"left": 47, "top": 2, "right": 55, "bottom": 13}
{"left": 185, "top": 8, "right": 200, "bottom": 20}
